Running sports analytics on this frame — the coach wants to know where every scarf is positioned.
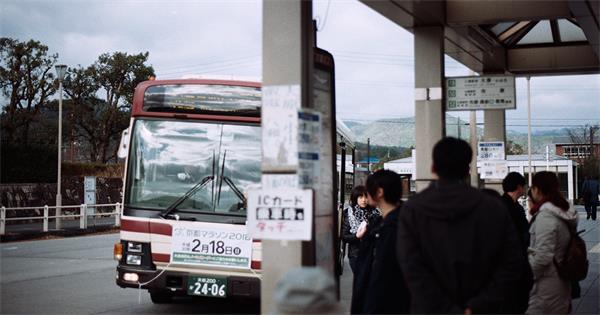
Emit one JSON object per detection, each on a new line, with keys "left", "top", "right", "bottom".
{"left": 348, "top": 205, "right": 366, "bottom": 234}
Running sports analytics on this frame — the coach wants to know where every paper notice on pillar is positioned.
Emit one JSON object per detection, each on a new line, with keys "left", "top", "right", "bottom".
{"left": 478, "top": 141, "right": 505, "bottom": 161}
{"left": 481, "top": 161, "right": 509, "bottom": 179}
{"left": 247, "top": 188, "right": 313, "bottom": 241}
{"left": 262, "top": 85, "right": 301, "bottom": 171}
{"left": 262, "top": 174, "right": 298, "bottom": 189}
{"left": 298, "top": 110, "right": 321, "bottom": 188}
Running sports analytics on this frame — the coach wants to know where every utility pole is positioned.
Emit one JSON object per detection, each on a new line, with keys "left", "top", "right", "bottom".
{"left": 527, "top": 76, "right": 532, "bottom": 187}
{"left": 55, "top": 64, "right": 67, "bottom": 230}
{"left": 367, "top": 137, "right": 371, "bottom": 173}
{"left": 470, "top": 111, "right": 478, "bottom": 187}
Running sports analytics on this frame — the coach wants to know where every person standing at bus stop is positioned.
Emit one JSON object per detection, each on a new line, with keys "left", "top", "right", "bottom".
{"left": 582, "top": 176, "right": 599, "bottom": 220}
{"left": 397, "top": 137, "right": 525, "bottom": 314}
{"left": 341, "top": 185, "right": 381, "bottom": 273}
{"left": 526, "top": 171, "right": 579, "bottom": 314}
{"left": 351, "top": 170, "right": 410, "bottom": 314}
{"left": 501, "top": 172, "right": 534, "bottom": 314}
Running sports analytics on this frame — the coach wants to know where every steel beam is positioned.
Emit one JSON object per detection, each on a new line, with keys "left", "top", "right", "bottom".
{"left": 568, "top": 0, "right": 600, "bottom": 60}
{"left": 508, "top": 44, "right": 600, "bottom": 75}
{"left": 447, "top": 0, "right": 571, "bottom": 25}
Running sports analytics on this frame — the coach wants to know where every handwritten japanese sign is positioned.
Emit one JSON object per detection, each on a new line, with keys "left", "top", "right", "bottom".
{"left": 480, "top": 161, "right": 509, "bottom": 179}
{"left": 262, "top": 85, "right": 301, "bottom": 171}
{"left": 171, "top": 221, "right": 252, "bottom": 269}
{"left": 247, "top": 188, "right": 313, "bottom": 240}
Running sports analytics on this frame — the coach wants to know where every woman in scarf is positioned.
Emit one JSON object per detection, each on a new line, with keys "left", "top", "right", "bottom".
{"left": 341, "top": 185, "right": 381, "bottom": 273}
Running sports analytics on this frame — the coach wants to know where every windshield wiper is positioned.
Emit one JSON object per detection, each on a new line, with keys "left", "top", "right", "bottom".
{"left": 160, "top": 175, "right": 214, "bottom": 219}
{"left": 222, "top": 176, "right": 246, "bottom": 204}
{"left": 215, "top": 149, "right": 247, "bottom": 209}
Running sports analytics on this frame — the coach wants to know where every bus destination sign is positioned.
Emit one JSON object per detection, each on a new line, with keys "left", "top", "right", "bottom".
{"left": 446, "top": 75, "right": 515, "bottom": 111}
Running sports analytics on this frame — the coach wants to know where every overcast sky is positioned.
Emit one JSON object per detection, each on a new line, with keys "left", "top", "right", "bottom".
{"left": 2, "top": 0, "right": 599, "bottom": 132}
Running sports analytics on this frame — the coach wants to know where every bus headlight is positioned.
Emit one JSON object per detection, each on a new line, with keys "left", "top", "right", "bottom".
{"left": 123, "top": 273, "right": 139, "bottom": 282}
{"left": 126, "top": 254, "right": 142, "bottom": 265}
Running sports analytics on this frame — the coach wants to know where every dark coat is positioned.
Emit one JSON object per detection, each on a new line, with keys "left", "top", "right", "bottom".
{"left": 582, "top": 178, "right": 599, "bottom": 203}
{"left": 341, "top": 206, "right": 380, "bottom": 259}
{"left": 397, "top": 180, "right": 526, "bottom": 314}
{"left": 501, "top": 193, "right": 534, "bottom": 314}
{"left": 501, "top": 193, "right": 530, "bottom": 252}
{"left": 351, "top": 208, "right": 410, "bottom": 314}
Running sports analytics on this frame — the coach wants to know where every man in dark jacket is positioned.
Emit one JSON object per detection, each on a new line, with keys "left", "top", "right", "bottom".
{"left": 501, "top": 172, "right": 534, "bottom": 314}
{"left": 351, "top": 170, "right": 410, "bottom": 314}
{"left": 501, "top": 172, "right": 529, "bottom": 248}
{"left": 397, "top": 137, "right": 525, "bottom": 314}
{"left": 582, "top": 176, "right": 600, "bottom": 220}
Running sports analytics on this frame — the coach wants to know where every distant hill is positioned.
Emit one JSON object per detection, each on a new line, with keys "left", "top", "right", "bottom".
{"left": 344, "top": 115, "right": 568, "bottom": 154}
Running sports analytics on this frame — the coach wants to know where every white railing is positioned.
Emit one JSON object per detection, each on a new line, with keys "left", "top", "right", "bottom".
{"left": 0, "top": 203, "right": 122, "bottom": 236}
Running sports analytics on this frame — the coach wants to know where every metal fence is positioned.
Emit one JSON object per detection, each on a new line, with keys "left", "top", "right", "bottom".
{"left": 0, "top": 203, "right": 121, "bottom": 235}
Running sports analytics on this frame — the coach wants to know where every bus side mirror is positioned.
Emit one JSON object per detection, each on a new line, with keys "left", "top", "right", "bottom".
{"left": 118, "top": 128, "right": 130, "bottom": 159}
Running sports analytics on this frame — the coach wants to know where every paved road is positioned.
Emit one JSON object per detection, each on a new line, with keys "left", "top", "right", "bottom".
{"left": 0, "top": 233, "right": 260, "bottom": 314}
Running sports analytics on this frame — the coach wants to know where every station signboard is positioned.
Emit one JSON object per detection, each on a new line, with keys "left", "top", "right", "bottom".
{"left": 446, "top": 75, "right": 515, "bottom": 111}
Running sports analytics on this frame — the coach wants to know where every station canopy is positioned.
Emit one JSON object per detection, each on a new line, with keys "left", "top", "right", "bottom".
{"left": 361, "top": 0, "right": 600, "bottom": 76}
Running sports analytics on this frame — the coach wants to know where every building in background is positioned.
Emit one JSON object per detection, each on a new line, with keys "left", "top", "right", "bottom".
{"left": 385, "top": 154, "right": 578, "bottom": 201}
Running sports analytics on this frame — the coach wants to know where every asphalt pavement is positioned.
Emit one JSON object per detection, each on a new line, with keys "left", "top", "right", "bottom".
{"left": 0, "top": 233, "right": 259, "bottom": 314}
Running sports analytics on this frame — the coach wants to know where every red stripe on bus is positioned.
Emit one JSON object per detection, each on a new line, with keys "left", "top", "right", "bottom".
{"left": 149, "top": 221, "right": 172, "bottom": 236}
{"left": 121, "top": 219, "right": 172, "bottom": 236}
{"left": 121, "top": 219, "right": 150, "bottom": 233}
{"left": 153, "top": 253, "right": 171, "bottom": 263}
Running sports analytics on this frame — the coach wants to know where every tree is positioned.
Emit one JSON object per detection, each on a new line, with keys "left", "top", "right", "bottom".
{"left": 507, "top": 140, "right": 524, "bottom": 155}
{"left": 63, "top": 52, "right": 154, "bottom": 163}
{"left": 0, "top": 37, "right": 57, "bottom": 145}
{"left": 567, "top": 124, "right": 600, "bottom": 179}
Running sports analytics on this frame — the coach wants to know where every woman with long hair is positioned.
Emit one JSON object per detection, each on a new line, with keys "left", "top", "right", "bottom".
{"left": 341, "top": 185, "right": 380, "bottom": 274}
{"left": 526, "top": 171, "right": 578, "bottom": 314}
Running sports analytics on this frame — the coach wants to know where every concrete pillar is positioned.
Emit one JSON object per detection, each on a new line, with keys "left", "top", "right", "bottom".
{"left": 414, "top": 26, "right": 445, "bottom": 192}
{"left": 261, "top": 1, "right": 312, "bottom": 313}
{"left": 567, "top": 162, "right": 574, "bottom": 202}
{"left": 483, "top": 109, "right": 506, "bottom": 193}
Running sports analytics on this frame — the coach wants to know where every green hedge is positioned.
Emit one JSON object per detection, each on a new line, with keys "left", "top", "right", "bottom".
{"left": 62, "top": 162, "right": 124, "bottom": 178}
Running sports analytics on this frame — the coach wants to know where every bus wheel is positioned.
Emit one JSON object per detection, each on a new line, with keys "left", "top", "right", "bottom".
{"left": 149, "top": 291, "right": 173, "bottom": 304}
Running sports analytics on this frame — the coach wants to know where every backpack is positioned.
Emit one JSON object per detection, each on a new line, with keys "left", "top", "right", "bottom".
{"left": 553, "top": 219, "right": 589, "bottom": 282}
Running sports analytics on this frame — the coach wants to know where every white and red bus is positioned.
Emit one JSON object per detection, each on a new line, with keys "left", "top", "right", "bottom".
{"left": 114, "top": 77, "right": 355, "bottom": 303}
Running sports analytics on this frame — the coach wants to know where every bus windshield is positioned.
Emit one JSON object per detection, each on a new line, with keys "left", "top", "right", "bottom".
{"left": 125, "top": 119, "right": 261, "bottom": 216}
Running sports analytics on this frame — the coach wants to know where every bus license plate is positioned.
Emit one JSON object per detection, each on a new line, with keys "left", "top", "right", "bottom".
{"left": 187, "top": 276, "right": 227, "bottom": 298}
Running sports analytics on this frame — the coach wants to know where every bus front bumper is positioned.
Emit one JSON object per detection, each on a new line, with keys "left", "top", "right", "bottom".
{"left": 116, "top": 265, "right": 260, "bottom": 299}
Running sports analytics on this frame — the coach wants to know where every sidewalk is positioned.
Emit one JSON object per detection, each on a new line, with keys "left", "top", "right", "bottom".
{"left": 573, "top": 207, "right": 599, "bottom": 314}
{"left": 1, "top": 217, "right": 118, "bottom": 242}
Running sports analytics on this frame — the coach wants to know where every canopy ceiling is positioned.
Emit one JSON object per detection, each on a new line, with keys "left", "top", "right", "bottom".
{"left": 360, "top": 0, "right": 600, "bottom": 76}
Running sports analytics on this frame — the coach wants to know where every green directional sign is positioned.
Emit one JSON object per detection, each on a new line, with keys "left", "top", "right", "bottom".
{"left": 446, "top": 75, "right": 515, "bottom": 111}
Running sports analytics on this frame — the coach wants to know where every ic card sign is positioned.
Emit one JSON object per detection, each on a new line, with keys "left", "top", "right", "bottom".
{"left": 247, "top": 188, "right": 313, "bottom": 241}
{"left": 171, "top": 221, "right": 252, "bottom": 269}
